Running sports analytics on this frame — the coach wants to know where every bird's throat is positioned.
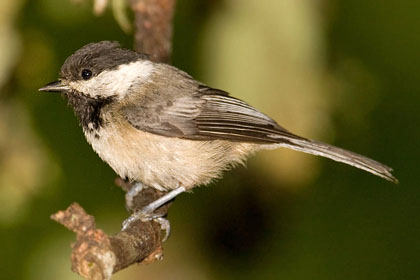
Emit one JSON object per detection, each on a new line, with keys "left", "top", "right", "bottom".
{"left": 65, "top": 92, "right": 114, "bottom": 132}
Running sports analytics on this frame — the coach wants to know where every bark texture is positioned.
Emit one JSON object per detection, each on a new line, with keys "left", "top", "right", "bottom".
{"left": 130, "top": 0, "right": 176, "bottom": 63}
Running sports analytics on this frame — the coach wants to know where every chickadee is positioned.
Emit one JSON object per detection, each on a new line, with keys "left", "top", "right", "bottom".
{"left": 39, "top": 41, "right": 397, "bottom": 232}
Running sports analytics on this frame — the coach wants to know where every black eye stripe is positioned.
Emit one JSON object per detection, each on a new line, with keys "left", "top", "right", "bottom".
{"left": 81, "top": 69, "right": 92, "bottom": 80}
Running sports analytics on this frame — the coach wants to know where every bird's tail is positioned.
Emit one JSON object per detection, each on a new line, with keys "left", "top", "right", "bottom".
{"left": 267, "top": 136, "right": 398, "bottom": 183}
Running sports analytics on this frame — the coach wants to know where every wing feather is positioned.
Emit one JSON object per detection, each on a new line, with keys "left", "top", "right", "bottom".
{"left": 122, "top": 87, "right": 303, "bottom": 143}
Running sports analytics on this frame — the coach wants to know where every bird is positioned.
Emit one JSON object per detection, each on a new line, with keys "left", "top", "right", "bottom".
{"left": 39, "top": 41, "right": 397, "bottom": 236}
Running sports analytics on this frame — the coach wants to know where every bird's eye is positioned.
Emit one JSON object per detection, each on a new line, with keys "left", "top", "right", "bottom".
{"left": 81, "top": 69, "right": 92, "bottom": 80}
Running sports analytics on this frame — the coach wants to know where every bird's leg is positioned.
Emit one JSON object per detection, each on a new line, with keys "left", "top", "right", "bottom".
{"left": 139, "top": 186, "right": 185, "bottom": 214}
{"left": 125, "top": 182, "right": 145, "bottom": 211}
{"left": 122, "top": 186, "right": 186, "bottom": 241}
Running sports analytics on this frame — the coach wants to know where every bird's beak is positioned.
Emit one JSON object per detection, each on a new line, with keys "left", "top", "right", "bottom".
{"left": 38, "top": 80, "right": 69, "bottom": 92}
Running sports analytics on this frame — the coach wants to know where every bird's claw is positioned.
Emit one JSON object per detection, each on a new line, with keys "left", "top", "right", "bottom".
{"left": 122, "top": 211, "right": 171, "bottom": 242}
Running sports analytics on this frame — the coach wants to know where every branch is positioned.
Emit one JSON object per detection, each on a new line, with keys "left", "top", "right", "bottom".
{"left": 51, "top": 202, "right": 163, "bottom": 280}
{"left": 130, "top": 0, "right": 176, "bottom": 62}
{"left": 52, "top": 1, "right": 177, "bottom": 279}
{"left": 51, "top": 180, "right": 173, "bottom": 279}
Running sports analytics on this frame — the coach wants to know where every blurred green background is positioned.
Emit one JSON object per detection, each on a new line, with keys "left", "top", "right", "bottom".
{"left": 0, "top": 0, "right": 419, "bottom": 279}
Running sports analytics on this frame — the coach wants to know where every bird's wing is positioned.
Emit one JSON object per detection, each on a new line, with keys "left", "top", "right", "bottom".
{"left": 121, "top": 85, "right": 304, "bottom": 144}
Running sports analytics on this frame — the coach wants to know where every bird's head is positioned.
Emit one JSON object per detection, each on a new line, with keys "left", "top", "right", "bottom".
{"left": 39, "top": 41, "right": 153, "bottom": 100}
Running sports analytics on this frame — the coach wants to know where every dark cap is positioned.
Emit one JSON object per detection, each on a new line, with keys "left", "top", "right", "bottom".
{"left": 60, "top": 41, "right": 150, "bottom": 82}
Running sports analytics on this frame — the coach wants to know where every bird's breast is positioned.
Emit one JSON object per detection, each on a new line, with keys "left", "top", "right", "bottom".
{"left": 83, "top": 119, "right": 257, "bottom": 191}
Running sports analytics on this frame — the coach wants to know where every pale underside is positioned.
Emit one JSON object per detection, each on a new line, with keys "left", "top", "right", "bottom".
{"left": 84, "top": 119, "right": 260, "bottom": 191}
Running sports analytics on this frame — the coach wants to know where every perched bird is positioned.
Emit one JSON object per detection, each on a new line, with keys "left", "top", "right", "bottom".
{"left": 39, "top": 41, "right": 397, "bottom": 234}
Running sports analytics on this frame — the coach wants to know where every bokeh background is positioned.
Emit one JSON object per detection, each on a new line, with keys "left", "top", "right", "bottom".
{"left": 1, "top": 0, "right": 419, "bottom": 279}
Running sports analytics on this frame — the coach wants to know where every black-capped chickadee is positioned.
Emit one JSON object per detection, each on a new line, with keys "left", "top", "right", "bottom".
{"left": 39, "top": 41, "right": 397, "bottom": 233}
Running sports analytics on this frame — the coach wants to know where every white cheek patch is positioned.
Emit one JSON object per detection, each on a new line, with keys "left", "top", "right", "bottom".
{"left": 69, "top": 60, "right": 154, "bottom": 99}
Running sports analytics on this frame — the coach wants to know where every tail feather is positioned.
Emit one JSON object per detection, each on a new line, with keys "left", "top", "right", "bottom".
{"left": 270, "top": 137, "right": 398, "bottom": 183}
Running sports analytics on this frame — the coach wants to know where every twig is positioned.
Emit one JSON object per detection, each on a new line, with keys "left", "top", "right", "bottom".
{"left": 130, "top": 0, "right": 176, "bottom": 62}
{"left": 51, "top": 203, "right": 164, "bottom": 280}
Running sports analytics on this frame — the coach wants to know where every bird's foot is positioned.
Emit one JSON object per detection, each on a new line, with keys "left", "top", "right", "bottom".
{"left": 122, "top": 210, "right": 171, "bottom": 242}
{"left": 122, "top": 186, "right": 186, "bottom": 242}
